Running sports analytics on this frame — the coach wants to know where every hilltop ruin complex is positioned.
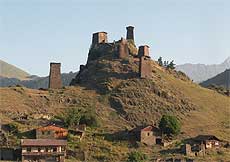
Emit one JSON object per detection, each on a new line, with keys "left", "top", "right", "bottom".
{"left": 70, "top": 26, "right": 153, "bottom": 87}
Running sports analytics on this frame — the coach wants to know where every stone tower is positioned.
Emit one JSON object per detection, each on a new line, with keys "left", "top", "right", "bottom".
{"left": 92, "top": 32, "right": 108, "bottom": 45}
{"left": 139, "top": 56, "right": 152, "bottom": 79}
{"left": 139, "top": 45, "right": 151, "bottom": 79}
{"left": 48, "top": 62, "right": 62, "bottom": 89}
{"left": 126, "top": 26, "right": 134, "bottom": 41}
{"left": 138, "top": 45, "right": 149, "bottom": 57}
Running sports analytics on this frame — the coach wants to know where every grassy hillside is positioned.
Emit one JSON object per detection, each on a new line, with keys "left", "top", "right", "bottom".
{"left": 1, "top": 45, "right": 229, "bottom": 161}
{"left": 0, "top": 59, "right": 30, "bottom": 80}
{"left": 0, "top": 60, "right": 229, "bottom": 161}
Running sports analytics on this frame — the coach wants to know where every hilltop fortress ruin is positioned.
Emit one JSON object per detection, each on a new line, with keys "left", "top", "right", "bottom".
{"left": 70, "top": 26, "right": 153, "bottom": 89}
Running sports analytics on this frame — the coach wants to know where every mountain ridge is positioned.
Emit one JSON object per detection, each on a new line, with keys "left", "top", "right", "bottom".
{"left": 200, "top": 69, "right": 230, "bottom": 90}
{"left": 176, "top": 57, "right": 230, "bottom": 83}
{"left": 0, "top": 59, "right": 30, "bottom": 80}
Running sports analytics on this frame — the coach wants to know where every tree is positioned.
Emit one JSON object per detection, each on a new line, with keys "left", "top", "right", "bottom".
{"left": 167, "top": 60, "right": 176, "bottom": 70}
{"left": 159, "top": 115, "right": 181, "bottom": 136}
{"left": 79, "top": 112, "right": 100, "bottom": 127}
{"left": 60, "top": 107, "right": 82, "bottom": 128}
{"left": 126, "top": 151, "right": 148, "bottom": 162}
{"left": 158, "top": 57, "right": 163, "bottom": 66}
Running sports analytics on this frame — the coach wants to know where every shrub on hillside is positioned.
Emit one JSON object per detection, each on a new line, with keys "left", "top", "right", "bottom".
{"left": 159, "top": 115, "right": 181, "bottom": 136}
{"left": 58, "top": 107, "right": 82, "bottom": 128}
{"left": 7, "top": 122, "right": 19, "bottom": 134}
{"left": 126, "top": 151, "right": 148, "bottom": 162}
{"left": 79, "top": 112, "right": 100, "bottom": 127}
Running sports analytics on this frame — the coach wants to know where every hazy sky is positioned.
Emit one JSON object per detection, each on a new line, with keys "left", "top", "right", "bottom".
{"left": 0, "top": 0, "right": 229, "bottom": 76}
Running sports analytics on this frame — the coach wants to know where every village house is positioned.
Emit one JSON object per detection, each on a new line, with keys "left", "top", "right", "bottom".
{"left": 21, "top": 139, "right": 67, "bottom": 162}
{"left": 193, "top": 135, "right": 221, "bottom": 149}
{"left": 130, "top": 125, "right": 162, "bottom": 146}
{"left": 181, "top": 143, "right": 205, "bottom": 157}
{"left": 36, "top": 125, "right": 68, "bottom": 139}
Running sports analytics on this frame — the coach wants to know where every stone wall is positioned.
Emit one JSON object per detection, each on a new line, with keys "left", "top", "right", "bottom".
{"left": 118, "top": 38, "right": 129, "bottom": 59}
{"left": 48, "top": 63, "right": 62, "bottom": 89}
{"left": 140, "top": 130, "right": 156, "bottom": 145}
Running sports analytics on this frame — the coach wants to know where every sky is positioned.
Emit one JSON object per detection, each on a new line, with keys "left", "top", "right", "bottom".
{"left": 0, "top": 0, "right": 230, "bottom": 76}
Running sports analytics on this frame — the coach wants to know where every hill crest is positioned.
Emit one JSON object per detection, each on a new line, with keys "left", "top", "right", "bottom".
{"left": 0, "top": 59, "right": 30, "bottom": 80}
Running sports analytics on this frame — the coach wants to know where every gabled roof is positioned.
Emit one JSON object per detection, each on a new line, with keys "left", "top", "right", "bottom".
{"left": 130, "top": 125, "right": 160, "bottom": 132}
{"left": 36, "top": 124, "right": 67, "bottom": 132}
{"left": 21, "top": 139, "right": 67, "bottom": 146}
{"left": 141, "top": 126, "right": 154, "bottom": 131}
{"left": 194, "top": 135, "right": 221, "bottom": 142}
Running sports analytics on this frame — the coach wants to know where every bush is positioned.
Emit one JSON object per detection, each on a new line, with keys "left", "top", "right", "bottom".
{"left": 79, "top": 112, "right": 100, "bottom": 127}
{"left": 7, "top": 122, "right": 19, "bottom": 134}
{"left": 58, "top": 107, "right": 82, "bottom": 128}
{"left": 159, "top": 115, "right": 181, "bottom": 136}
{"left": 126, "top": 151, "right": 148, "bottom": 162}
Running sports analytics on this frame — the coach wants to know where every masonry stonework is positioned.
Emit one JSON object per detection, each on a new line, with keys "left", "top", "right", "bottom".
{"left": 48, "top": 63, "right": 62, "bottom": 89}
{"left": 126, "top": 26, "right": 134, "bottom": 41}
{"left": 139, "top": 56, "right": 152, "bottom": 79}
{"left": 92, "top": 32, "right": 108, "bottom": 45}
{"left": 118, "top": 38, "right": 129, "bottom": 59}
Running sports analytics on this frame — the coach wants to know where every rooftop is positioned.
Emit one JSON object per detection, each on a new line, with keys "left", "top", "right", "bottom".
{"left": 21, "top": 139, "right": 67, "bottom": 146}
{"left": 36, "top": 125, "right": 67, "bottom": 132}
{"left": 194, "top": 135, "right": 221, "bottom": 141}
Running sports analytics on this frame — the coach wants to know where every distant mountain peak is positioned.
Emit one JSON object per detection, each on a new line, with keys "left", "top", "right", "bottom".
{"left": 176, "top": 57, "right": 230, "bottom": 83}
{"left": 223, "top": 56, "right": 230, "bottom": 64}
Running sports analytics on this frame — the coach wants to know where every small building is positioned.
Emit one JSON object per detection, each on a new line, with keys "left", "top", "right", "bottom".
{"left": 21, "top": 139, "right": 67, "bottom": 162}
{"left": 194, "top": 135, "right": 221, "bottom": 149}
{"left": 36, "top": 125, "right": 68, "bottom": 139}
{"left": 130, "top": 125, "right": 161, "bottom": 146}
{"left": 181, "top": 143, "right": 205, "bottom": 157}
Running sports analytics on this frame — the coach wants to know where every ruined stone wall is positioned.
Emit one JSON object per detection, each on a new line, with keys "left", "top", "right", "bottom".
{"left": 139, "top": 56, "right": 152, "bottom": 79}
{"left": 118, "top": 38, "right": 129, "bottom": 59}
{"left": 140, "top": 131, "right": 156, "bottom": 145}
{"left": 48, "top": 63, "right": 62, "bottom": 89}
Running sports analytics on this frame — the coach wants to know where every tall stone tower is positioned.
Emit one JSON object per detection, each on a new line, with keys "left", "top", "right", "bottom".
{"left": 126, "top": 26, "right": 134, "bottom": 41}
{"left": 92, "top": 32, "right": 108, "bottom": 45}
{"left": 139, "top": 45, "right": 151, "bottom": 79}
{"left": 138, "top": 45, "right": 150, "bottom": 57}
{"left": 48, "top": 62, "right": 62, "bottom": 89}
